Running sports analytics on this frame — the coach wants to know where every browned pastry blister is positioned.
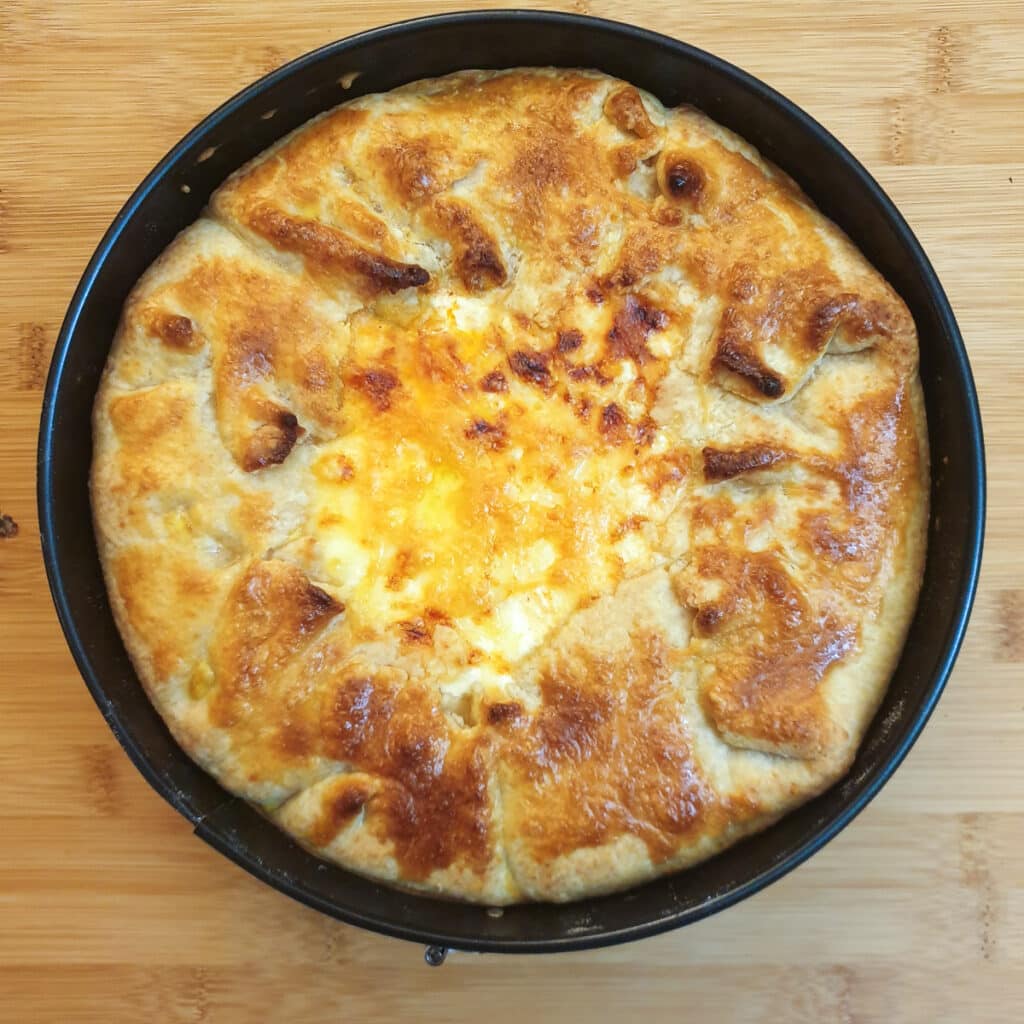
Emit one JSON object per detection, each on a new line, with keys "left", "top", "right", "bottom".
{"left": 91, "top": 69, "right": 928, "bottom": 903}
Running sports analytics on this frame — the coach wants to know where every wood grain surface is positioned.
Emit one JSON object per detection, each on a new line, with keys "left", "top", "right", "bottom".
{"left": 1, "top": 2, "right": 1021, "bottom": 1021}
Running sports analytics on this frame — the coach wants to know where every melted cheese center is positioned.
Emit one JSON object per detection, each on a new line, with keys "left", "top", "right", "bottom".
{"left": 310, "top": 308, "right": 680, "bottom": 667}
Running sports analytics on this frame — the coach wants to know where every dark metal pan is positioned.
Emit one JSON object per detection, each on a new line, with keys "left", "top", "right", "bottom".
{"left": 38, "top": 11, "right": 985, "bottom": 956}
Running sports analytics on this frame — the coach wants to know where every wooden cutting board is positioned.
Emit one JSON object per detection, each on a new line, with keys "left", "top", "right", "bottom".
{"left": 1, "top": 2, "right": 1021, "bottom": 1021}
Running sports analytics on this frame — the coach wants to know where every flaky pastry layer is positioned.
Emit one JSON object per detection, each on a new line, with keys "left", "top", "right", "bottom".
{"left": 92, "top": 69, "right": 928, "bottom": 903}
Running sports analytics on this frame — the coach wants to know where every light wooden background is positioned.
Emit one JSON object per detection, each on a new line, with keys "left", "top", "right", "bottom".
{"left": 1, "top": 1, "right": 1021, "bottom": 1020}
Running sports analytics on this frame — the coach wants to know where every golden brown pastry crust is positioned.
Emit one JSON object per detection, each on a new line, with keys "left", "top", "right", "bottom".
{"left": 91, "top": 69, "right": 928, "bottom": 903}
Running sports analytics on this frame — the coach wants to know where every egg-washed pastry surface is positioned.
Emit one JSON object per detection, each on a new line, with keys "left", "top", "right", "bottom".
{"left": 92, "top": 69, "right": 928, "bottom": 903}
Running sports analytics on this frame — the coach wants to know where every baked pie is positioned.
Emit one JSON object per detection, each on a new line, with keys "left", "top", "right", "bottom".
{"left": 92, "top": 69, "right": 928, "bottom": 902}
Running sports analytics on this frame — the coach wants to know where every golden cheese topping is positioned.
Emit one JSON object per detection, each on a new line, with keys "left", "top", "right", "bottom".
{"left": 92, "top": 69, "right": 928, "bottom": 903}
{"left": 309, "top": 306, "right": 680, "bottom": 669}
